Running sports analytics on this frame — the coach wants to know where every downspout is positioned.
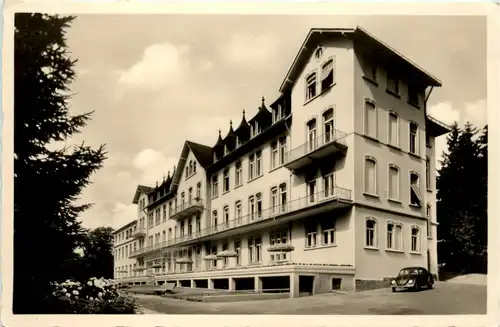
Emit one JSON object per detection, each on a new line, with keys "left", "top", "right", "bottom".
{"left": 424, "top": 86, "right": 434, "bottom": 116}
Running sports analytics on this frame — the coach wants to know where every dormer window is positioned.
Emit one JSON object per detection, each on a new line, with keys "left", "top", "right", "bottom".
{"left": 224, "top": 145, "right": 229, "bottom": 156}
{"left": 235, "top": 136, "right": 240, "bottom": 148}
{"left": 213, "top": 152, "right": 218, "bottom": 162}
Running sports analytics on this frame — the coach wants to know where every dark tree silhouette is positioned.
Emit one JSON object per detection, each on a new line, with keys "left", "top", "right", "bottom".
{"left": 14, "top": 13, "right": 106, "bottom": 313}
{"left": 436, "top": 122, "right": 488, "bottom": 274}
{"left": 82, "top": 227, "right": 115, "bottom": 280}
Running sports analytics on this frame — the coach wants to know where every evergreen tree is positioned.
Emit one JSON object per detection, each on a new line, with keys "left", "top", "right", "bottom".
{"left": 82, "top": 227, "right": 115, "bottom": 280}
{"left": 14, "top": 13, "right": 106, "bottom": 313}
{"left": 436, "top": 122, "right": 487, "bottom": 274}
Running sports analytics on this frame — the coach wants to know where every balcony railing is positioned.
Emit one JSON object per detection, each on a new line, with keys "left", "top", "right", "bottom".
{"left": 130, "top": 186, "right": 351, "bottom": 257}
{"left": 284, "top": 129, "right": 348, "bottom": 171}
{"left": 131, "top": 228, "right": 146, "bottom": 239}
{"left": 169, "top": 198, "right": 204, "bottom": 220}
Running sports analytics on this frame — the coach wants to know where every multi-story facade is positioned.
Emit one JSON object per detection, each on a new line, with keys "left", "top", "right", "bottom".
{"left": 113, "top": 220, "right": 141, "bottom": 279}
{"left": 113, "top": 26, "right": 450, "bottom": 297}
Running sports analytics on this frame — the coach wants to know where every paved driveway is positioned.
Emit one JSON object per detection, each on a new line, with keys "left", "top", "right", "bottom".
{"left": 135, "top": 282, "right": 486, "bottom": 315}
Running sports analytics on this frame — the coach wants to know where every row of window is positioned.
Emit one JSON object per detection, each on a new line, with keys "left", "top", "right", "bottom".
{"left": 185, "top": 160, "right": 197, "bottom": 179}
{"left": 114, "top": 227, "right": 135, "bottom": 244}
{"left": 211, "top": 136, "right": 288, "bottom": 198}
{"left": 305, "top": 107, "right": 336, "bottom": 148}
{"left": 364, "top": 156, "right": 432, "bottom": 206}
{"left": 115, "top": 241, "right": 138, "bottom": 260}
{"left": 364, "top": 99, "right": 426, "bottom": 155}
{"left": 212, "top": 183, "right": 288, "bottom": 226}
{"left": 365, "top": 218, "right": 423, "bottom": 253}
{"left": 363, "top": 59, "right": 421, "bottom": 107}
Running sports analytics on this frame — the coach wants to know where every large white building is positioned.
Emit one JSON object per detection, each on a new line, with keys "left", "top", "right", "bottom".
{"left": 113, "top": 26, "right": 449, "bottom": 297}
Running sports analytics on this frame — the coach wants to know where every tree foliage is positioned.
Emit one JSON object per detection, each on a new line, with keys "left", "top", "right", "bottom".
{"left": 14, "top": 13, "right": 106, "bottom": 313}
{"left": 82, "top": 227, "right": 115, "bottom": 280}
{"left": 436, "top": 122, "right": 487, "bottom": 274}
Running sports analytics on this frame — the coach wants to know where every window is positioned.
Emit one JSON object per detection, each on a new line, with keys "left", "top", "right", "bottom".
{"left": 185, "top": 166, "right": 189, "bottom": 177}
{"left": 181, "top": 192, "right": 185, "bottom": 205}
{"left": 180, "top": 222, "right": 185, "bottom": 237}
{"left": 235, "top": 161, "right": 243, "bottom": 186}
{"left": 211, "top": 174, "right": 218, "bottom": 198}
{"left": 155, "top": 208, "right": 161, "bottom": 225}
{"left": 280, "top": 183, "right": 287, "bottom": 213}
{"left": 410, "top": 172, "right": 421, "bottom": 206}
{"left": 223, "top": 205, "right": 230, "bottom": 228}
{"left": 223, "top": 169, "right": 230, "bottom": 193}
{"left": 386, "top": 222, "right": 394, "bottom": 249}
{"left": 307, "top": 179, "right": 316, "bottom": 204}
{"left": 255, "top": 150, "right": 262, "bottom": 177}
{"left": 388, "top": 111, "right": 399, "bottom": 147}
{"left": 388, "top": 164, "right": 400, "bottom": 200}
{"left": 307, "top": 119, "right": 317, "bottom": 152}
{"left": 323, "top": 108, "right": 334, "bottom": 143}
{"left": 426, "top": 205, "right": 432, "bottom": 238}
{"left": 271, "top": 142, "right": 278, "bottom": 170}
{"left": 306, "top": 224, "right": 317, "bottom": 247}
{"left": 188, "top": 188, "right": 193, "bottom": 204}
{"left": 256, "top": 193, "right": 262, "bottom": 219}
{"left": 196, "top": 214, "right": 201, "bottom": 232}
{"left": 426, "top": 157, "right": 431, "bottom": 190}
{"left": 163, "top": 205, "right": 167, "bottom": 222}
{"left": 409, "top": 122, "right": 418, "bottom": 154}
{"left": 212, "top": 210, "right": 218, "bottom": 228}
{"left": 315, "top": 47, "right": 323, "bottom": 59}
{"left": 248, "top": 154, "right": 255, "bottom": 180}
{"left": 269, "top": 230, "right": 289, "bottom": 262}
{"left": 426, "top": 134, "right": 431, "bottom": 148}
{"left": 235, "top": 201, "right": 242, "bottom": 224}
{"left": 411, "top": 227, "right": 420, "bottom": 252}
{"left": 168, "top": 228, "right": 172, "bottom": 240}
{"left": 193, "top": 161, "right": 196, "bottom": 173}
{"left": 408, "top": 85, "right": 419, "bottom": 106}
{"left": 321, "top": 59, "right": 334, "bottom": 91}
{"left": 221, "top": 243, "right": 229, "bottom": 267}
{"left": 323, "top": 173, "right": 335, "bottom": 198}
{"left": 364, "top": 59, "right": 377, "bottom": 82}
{"left": 249, "top": 196, "right": 255, "bottom": 221}
{"left": 270, "top": 187, "right": 278, "bottom": 214}
{"left": 188, "top": 218, "right": 193, "bottom": 236}
{"left": 272, "top": 105, "right": 282, "bottom": 123}
{"left": 279, "top": 136, "right": 287, "bottom": 165}
{"left": 306, "top": 72, "right": 317, "bottom": 101}
{"left": 248, "top": 237, "right": 262, "bottom": 264}
{"left": 168, "top": 202, "right": 173, "bottom": 217}
{"left": 365, "top": 218, "right": 377, "bottom": 248}
{"left": 387, "top": 71, "right": 399, "bottom": 95}
{"left": 321, "top": 219, "right": 335, "bottom": 245}
{"left": 364, "top": 157, "right": 377, "bottom": 195}
{"left": 364, "top": 100, "right": 377, "bottom": 139}
{"left": 196, "top": 182, "right": 201, "bottom": 199}
{"left": 235, "top": 240, "right": 241, "bottom": 265}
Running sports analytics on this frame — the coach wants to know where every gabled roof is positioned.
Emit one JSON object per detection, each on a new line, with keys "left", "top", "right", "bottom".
{"left": 132, "top": 185, "right": 154, "bottom": 204}
{"left": 186, "top": 140, "right": 213, "bottom": 167}
{"left": 279, "top": 26, "right": 441, "bottom": 93}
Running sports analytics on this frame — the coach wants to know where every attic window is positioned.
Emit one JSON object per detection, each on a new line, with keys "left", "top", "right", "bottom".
{"left": 315, "top": 47, "right": 323, "bottom": 59}
{"left": 213, "top": 152, "right": 218, "bottom": 162}
{"left": 306, "top": 72, "right": 317, "bottom": 101}
{"left": 235, "top": 136, "right": 240, "bottom": 148}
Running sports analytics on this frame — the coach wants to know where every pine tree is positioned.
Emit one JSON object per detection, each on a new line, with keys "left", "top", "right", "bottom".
{"left": 14, "top": 13, "right": 106, "bottom": 313}
{"left": 436, "top": 122, "right": 487, "bottom": 274}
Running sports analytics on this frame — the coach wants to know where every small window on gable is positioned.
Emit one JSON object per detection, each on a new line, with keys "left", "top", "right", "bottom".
{"left": 193, "top": 161, "right": 197, "bottom": 173}
{"left": 387, "top": 71, "right": 399, "bottom": 95}
{"left": 315, "top": 47, "right": 323, "bottom": 59}
{"left": 408, "top": 85, "right": 420, "bottom": 106}
{"left": 364, "top": 59, "right": 377, "bottom": 82}
{"left": 306, "top": 72, "right": 317, "bottom": 101}
{"left": 321, "top": 59, "right": 334, "bottom": 91}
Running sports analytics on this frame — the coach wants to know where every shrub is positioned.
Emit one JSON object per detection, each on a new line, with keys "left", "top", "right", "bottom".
{"left": 48, "top": 277, "right": 138, "bottom": 314}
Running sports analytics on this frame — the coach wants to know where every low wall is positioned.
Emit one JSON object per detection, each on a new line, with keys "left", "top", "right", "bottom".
{"left": 355, "top": 277, "right": 394, "bottom": 292}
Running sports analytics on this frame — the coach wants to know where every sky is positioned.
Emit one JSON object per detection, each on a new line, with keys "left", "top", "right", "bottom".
{"left": 62, "top": 14, "right": 487, "bottom": 230}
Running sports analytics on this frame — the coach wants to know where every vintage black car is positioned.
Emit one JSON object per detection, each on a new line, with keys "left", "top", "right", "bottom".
{"left": 390, "top": 266, "right": 434, "bottom": 292}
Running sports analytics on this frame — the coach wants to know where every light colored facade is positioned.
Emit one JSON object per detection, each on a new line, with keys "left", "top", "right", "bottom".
{"left": 113, "top": 26, "right": 449, "bottom": 296}
{"left": 113, "top": 220, "right": 141, "bottom": 279}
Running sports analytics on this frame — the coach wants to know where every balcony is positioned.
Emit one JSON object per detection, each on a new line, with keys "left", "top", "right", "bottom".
{"left": 284, "top": 129, "right": 348, "bottom": 172}
{"left": 132, "top": 266, "right": 146, "bottom": 272}
{"left": 131, "top": 227, "right": 146, "bottom": 239}
{"left": 169, "top": 198, "right": 204, "bottom": 221}
{"left": 168, "top": 186, "right": 352, "bottom": 247}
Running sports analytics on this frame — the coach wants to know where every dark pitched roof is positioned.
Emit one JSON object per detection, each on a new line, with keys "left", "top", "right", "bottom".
{"left": 186, "top": 140, "right": 213, "bottom": 168}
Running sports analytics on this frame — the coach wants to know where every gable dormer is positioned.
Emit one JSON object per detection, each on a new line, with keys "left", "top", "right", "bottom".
{"left": 248, "top": 97, "right": 272, "bottom": 138}
{"left": 235, "top": 109, "right": 250, "bottom": 147}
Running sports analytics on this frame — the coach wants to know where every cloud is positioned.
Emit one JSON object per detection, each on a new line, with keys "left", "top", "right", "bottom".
{"left": 132, "top": 149, "right": 178, "bottom": 185}
{"left": 219, "top": 34, "right": 278, "bottom": 65}
{"left": 463, "top": 98, "right": 487, "bottom": 128}
{"left": 199, "top": 59, "right": 213, "bottom": 72}
{"left": 109, "top": 202, "right": 137, "bottom": 230}
{"left": 118, "top": 42, "right": 190, "bottom": 91}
